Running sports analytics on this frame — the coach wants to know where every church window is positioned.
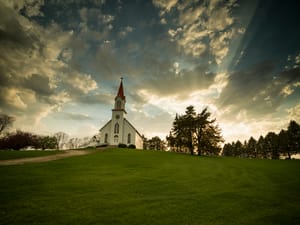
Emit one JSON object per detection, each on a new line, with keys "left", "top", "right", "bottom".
{"left": 104, "top": 133, "right": 108, "bottom": 143}
{"left": 127, "top": 133, "right": 131, "bottom": 144}
{"left": 116, "top": 100, "right": 121, "bottom": 109}
{"left": 114, "top": 123, "right": 119, "bottom": 134}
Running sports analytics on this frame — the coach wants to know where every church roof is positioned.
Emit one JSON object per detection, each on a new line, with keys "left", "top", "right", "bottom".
{"left": 124, "top": 118, "right": 143, "bottom": 138}
{"left": 116, "top": 79, "right": 125, "bottom": 100}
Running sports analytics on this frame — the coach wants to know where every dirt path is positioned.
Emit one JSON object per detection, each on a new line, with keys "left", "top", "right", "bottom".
{"left": 0, "top": 150, "right": 96, "bottom": 166}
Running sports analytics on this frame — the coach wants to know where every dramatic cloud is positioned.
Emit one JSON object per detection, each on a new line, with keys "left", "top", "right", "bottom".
{"left": 54, "top": 112, "right": 93, "bottom": 121}
{"left": 153, "top": 0, "right": 241, "bottom": 64}
{"left": 152, "top": 0, "right": 178, "bottom": 14}
{"left": 65, "top": 72, "right": 98, "bottom": 94}
{"left": 0, "top": 1, "right": 99, "bottom": 133}
{"left": 219, "top": 63, "right": 300, "bottom": 112}
{"left": 1, "top": 0, "right": 299, "bottom": 142}
{"left": 287, "top": 104, "right": 300, "bottom": 122}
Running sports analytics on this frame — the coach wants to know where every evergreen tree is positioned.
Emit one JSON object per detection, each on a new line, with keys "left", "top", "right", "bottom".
{"left": 287, "top": 120, "right": 300, "bottom": 157}
{"left": 278, "top": 129, "right": 289, "bottom": 159}
{"left": 194, "top": 108, "right": 223, "bottom": 156}
{"left": 184, "top": 106, "right": 197, "bottom": 155}
{"left": 247, "top": 137, "right": 257, "bottom": 158}
{"left": 265, "top": 132, "right": 279, "bottom": 159}
{"left": 234, "top": 140, "right": 243, "bottom": 157}
{"left": 169, "top": 106, "right": 223, "bottom": 156}
{"left": 256, "top": 135, "right": 267, "bottom": 159}
{"left": 222, "top": 143, "right": 233, "bottom": 156}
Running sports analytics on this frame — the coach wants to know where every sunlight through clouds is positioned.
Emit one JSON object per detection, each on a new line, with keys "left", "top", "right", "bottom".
{"left": 1, "top": 0, "right": 299, "bottom": 142}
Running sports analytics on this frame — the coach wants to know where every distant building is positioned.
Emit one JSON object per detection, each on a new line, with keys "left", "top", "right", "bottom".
{"left": 99, "top": 78, "right": 143, "bottom": 149}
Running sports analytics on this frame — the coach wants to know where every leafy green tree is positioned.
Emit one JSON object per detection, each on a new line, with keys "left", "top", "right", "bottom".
{"left": 0, "top": 130, "right": 38, "bottom": 150}
{"left": 142, "top": 135, "right": 148, "bottom": 150}
{"left": 37, "top": 136, "right": 58, "bottom": 150}
{"left": 147, "top": 136, "right": 165, "bottom": 150}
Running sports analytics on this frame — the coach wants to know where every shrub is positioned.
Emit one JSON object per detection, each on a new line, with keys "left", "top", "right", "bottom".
{"left": 96, "top": 144, "right": 108, "bottom": 148}
{"left": 128, "top": 144, "right": 136, "bottom": 149}
{"left": 0, "top": 131, "right": 38, "bottom": 150}
{"left": 118, "top": 143, "right": 127, "bottom": 148}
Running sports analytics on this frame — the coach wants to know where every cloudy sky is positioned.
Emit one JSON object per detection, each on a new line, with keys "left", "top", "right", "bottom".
{"left": 1, "top": 0, "right": 300, "bottom": 143}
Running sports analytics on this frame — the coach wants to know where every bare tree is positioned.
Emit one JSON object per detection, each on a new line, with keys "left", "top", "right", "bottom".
{"left": 0, "top": 114, "right": 15, "bottom": 134}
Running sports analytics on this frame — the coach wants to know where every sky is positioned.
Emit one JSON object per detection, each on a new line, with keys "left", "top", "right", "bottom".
{"left": 0, "top": 0, "right": 300, "bottom": 143}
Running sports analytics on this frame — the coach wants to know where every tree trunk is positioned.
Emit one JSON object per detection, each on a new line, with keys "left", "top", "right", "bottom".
{"left": 189, "top": 144, "right": 194, "bottom": 155}
{"left": 287, "top": 151, "right": 291, "bottom": 159}
{"left": 197, "top": 144, "right": 202, "bottom": 156}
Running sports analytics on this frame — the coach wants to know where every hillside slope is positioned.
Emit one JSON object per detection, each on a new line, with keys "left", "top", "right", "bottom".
{"left": 0, "top": 149, "right": 299, "bottom": 225}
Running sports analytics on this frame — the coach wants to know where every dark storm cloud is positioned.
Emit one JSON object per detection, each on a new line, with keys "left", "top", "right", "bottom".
{"left": 218, "top": 61, "right": 300, "bottom": 116}
{"left": 23, "top": 74, "right": 53, "bottom": 97}
{"left": 0, "top": 4, "right": 38, "bottom": 49}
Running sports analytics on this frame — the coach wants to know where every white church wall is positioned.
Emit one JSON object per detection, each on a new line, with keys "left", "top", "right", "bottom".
{"left": 123, "top": 120, "right": 143, "bottom": 149}
{"left": 135, "top": 134, "right": 143, "bottom": 149}
{"left": 100, "top": 121, "right": 112, "bottom": 144}
{"left": 123, "top": 120, "right": 136, "bottom": 145}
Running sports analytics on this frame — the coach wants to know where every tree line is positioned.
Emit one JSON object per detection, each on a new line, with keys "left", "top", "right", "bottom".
{"left": 0, "top": 114, "right": 58, "bottom": 150}
{"left": 143, "top": 136, "right": 166, "bottom": 151}
{"left": 222, "top": 120, "right": 300, "bottom": 159}
{"left": 0, "top": 130, "right": 58, "bottom": 150}
{"left": 166, "top": 106, "right": 223, "bottom": 155}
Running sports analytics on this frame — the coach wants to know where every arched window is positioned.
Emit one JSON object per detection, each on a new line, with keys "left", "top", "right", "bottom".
{"left": 104, "top": 133, "right": 108, "bottom": 143}
{"left": 116, "top": 100, "right": 121, "bottom": 109}
{"left": 127, "top": 133, "right": 131, "bottom": 144}
{"left": 114, "top": 123, "right": 119, "bottom": 134}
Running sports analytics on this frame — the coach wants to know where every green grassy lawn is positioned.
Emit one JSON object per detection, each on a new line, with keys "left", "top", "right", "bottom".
{"left": 0, "top": 149, "right": 299, "bottom": 225}
{"left": 0, "top": 150, "right": 63, "bottom": 160}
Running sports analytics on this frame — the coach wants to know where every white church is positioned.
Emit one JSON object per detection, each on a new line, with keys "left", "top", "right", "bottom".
{"left": 99, "top": 79, "right": 143, "bottom": 149}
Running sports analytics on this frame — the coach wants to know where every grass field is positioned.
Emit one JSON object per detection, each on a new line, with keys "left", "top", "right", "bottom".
{"left": 0, "top": 148, "right": 299, "bottom": 225}
{"left": 0, "top": 150, "right": 63, "bottom": 160}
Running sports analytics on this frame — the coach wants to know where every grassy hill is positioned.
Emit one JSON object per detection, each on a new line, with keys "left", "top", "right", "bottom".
{"left": 0, "top": 148, "right": 299, "bottom": 225}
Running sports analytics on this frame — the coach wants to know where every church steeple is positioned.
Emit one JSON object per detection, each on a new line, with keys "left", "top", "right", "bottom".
{"left": 113, "top": 77, "right": 126, "bottom": 113}
{"left": 116, "top": 77, "right": 125, "bottom": 100}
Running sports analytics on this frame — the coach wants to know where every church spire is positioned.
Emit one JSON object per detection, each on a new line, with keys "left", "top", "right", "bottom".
{"left": 113, "top": 78, "right": 126, "bottom": 113}
{"left": 116, "top": 77, "right": 125, "bottom": 100}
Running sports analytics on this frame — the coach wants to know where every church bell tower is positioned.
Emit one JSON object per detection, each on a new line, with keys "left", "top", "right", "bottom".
{"left": 113, "top": 77, "right": 126, "bottom": 114}
{"left": 111, "top": 78, "right": 126, "bottom": 144}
